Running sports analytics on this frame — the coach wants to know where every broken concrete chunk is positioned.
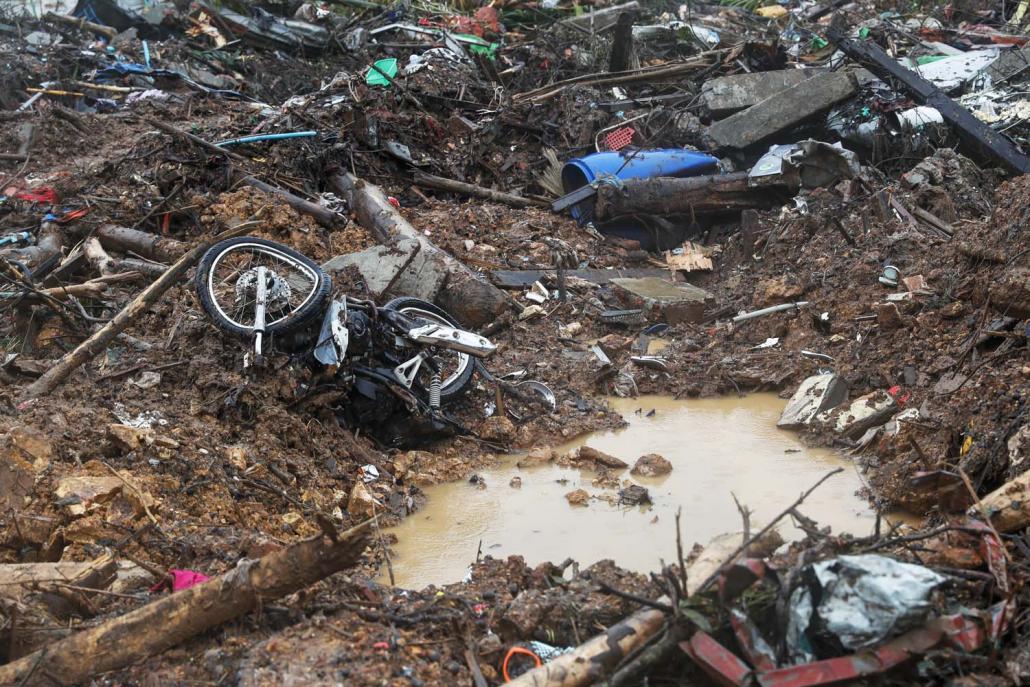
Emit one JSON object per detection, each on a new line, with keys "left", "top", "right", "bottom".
{"left": 778, "top": 373, "right": 849, "bottom": 429}
{"left": 631, "top": 453, "right": 673, "bottom": 477}
{"left": 702, "top": 69, "right": 819, "bottom": 117}
{"left": 565, "top": 488, "right": 590, "bottom": 506}
{"left": 619, "top": 484, "right": 651, "bottom": 505}
{"left": 55, "top": 475, "right": 124, "bottom": 517}
{"left": 821, "top": 391, "right": 898, "bottom": 439}
{"left": 610, "top": 277, "right": 713, "bottom": 325}
{"left": 708, "top": 71, "right": 858, "bottom": 150}
{"left": 321, "top": 238, "right": 420, "bottom": 298}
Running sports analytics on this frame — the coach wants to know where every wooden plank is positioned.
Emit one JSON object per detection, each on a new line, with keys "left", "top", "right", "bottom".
{"left": 490, "top": 268, "right": 672, "bottom": 289}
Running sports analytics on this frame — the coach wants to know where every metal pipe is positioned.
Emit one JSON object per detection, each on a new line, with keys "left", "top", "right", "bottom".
{"left": 732, "top": 301, "right": 809, "bottom": 324}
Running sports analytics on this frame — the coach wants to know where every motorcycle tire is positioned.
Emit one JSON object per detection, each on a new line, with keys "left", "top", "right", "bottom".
{"left": 195, "top": 236, "right": 331, "bottom": 339}
{"left": 383, "top": 296, "right": 476, "bottom": 401}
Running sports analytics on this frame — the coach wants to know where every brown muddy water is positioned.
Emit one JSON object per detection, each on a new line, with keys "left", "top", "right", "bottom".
{"left": 385, "top": 394, "right": 876, "bottom": 588}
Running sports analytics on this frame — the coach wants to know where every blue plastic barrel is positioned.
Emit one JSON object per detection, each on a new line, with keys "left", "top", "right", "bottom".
{"left": 561, "top": 148, "right": 720, "bottom": 223}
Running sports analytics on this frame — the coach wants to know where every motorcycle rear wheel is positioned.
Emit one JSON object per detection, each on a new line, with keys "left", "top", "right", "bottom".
{"left": 383, "top": 297, "right": 475, "bottom": 401}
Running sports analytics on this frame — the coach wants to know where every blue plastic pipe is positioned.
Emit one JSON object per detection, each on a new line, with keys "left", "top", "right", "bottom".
{"left": 215, "top": 131, "right": 318, "bottom": 147}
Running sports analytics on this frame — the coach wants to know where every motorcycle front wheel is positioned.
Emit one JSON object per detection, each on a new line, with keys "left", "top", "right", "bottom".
{"left": 195, "top": 236, "right": 331, "bottom": 339}
{"left": 383, "top": 297, "right": 475, "bottom": 402}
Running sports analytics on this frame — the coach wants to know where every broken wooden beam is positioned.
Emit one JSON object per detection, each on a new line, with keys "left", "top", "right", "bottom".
{"left": 594, "top": 171, "right": 781, "bottom": 220}
{"left": 826, "top": 19, "right": 1030, "bottom": 173}
{"left": 0, "top": 524, "right": 371, "bottom": 686}
{"left": 236, "top": 174, "right": 342, "bottom": 228}
{"left": 43, "top": 11, "right": 117, "bottom": 39}
{"left": 412, "top": 171, "right": 549, "bottom": 209}
{"left": 328, "top": 173, "right": 511, "bottom": 327}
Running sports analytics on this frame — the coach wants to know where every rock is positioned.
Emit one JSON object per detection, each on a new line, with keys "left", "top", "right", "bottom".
{"left": 519, "top": 304, "right": 544, "bottom": 321}
{"left": 631, "top": 453, "right": 673, "bottom": 477}
{"left": 597, "top": 333, "right": 632, "bottom": 357}
{"left": 558, "top": 321, "right": 583, "bottom": 337}
{"left": 565, "top": 489, "right": 590, "bottom": 506}
{"left": 702, "top": 69, "right": 820, "bottom": 117}
{"left": 577, "top": 446, "right": 628, "bottom": 469}
{"left": 619, "top": 484, "right": 651, "bottom": 505}
{"left": 106, "top": 424, "right": 154, "bottom": 453}
{"left": 820, "top": 391, "right": 898, "bottom": 439}
{"left": 993, "top": 266, "right": 1030, "bottom": 319}
{"left": 876, "top": 302, "right": 908, "bottom": 330}
{"left": 0, "top": 451, "right": 36, "bottom": 513}
{"left": 226, "top": 446, "right": 247, "bottom": 471}
{"left": 756, "top": 276, "right": 804, "bottom": 307}
{"left": 516, "top": 447, "right": 555, "bottom": 468}
{"left": 509, "top": 476, "right": 522, "bottom": 489}
{"left": 708, "top": 71, "right": 858, "bottom": 150}
{"left": 111, "top": 560, "right": 156, "bottom": 594}
{"left": 610, "top": 277, "right": 713, "bottom": 325}
{"left": 977, "top": 470, "right": 1030, "bottom": 533}
{"left": 347, "top": 481, "right": 379, "bottom": 518}
{"left": 54, "top": 475, "right": 124, "bottom": 517}
{"left": 777, "top": 373, "right": 849, "bottom": 429}
{"left": 281, "top": 512, "right": 304, "bottom": 530}
{"left": 479, "top": 416, "right": 516, "bottom": 443}
{"left": 6, "top": 426, "right": 52, "bottom": 471}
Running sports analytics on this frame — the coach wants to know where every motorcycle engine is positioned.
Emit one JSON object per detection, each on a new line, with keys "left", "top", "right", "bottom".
{"left": 345, "top": 310, "right": 372, "bottom": 354}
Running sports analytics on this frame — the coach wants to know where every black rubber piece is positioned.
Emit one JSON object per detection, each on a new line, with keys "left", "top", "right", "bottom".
{"left": 383, "top": 296, "right": 476, "bottom": 401}
{"left": 195, "top": 236, "right": 331, "bottom": 339}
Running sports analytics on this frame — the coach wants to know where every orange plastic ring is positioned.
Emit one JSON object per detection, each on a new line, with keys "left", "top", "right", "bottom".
{"left": 502, "top": 646, "right": 543, "bottom": 682}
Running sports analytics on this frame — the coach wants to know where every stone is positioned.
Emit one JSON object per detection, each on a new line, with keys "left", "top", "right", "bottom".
{"left": 777, "top": 373, "right": 849, "bottom": 429}
{"left": 106, "top": 424, "right": 154, "bottom": 453}
{"left": 992, "top": 266, "right": 1030, "bottom": 319}
{"left": 509, "top": 476, "right": 522, "bottom": 489}
{"left": 516, "top": 448, "right": 556, "bottom": 468}
{"left": 111, "top": 560, "right": 156, "bottom": 594}
{"left": 610, "top": 277, "right": 713, "bottom": 325}
{"left": 565, "top": 489, "right": 590, "bottom": 506}
{"left": 54, "top": 475, "right": 124, "bottom": 517}
{"left": 876, "top": 302, "right": 908, "bottom": 330}
{"left": 321, "top": 238, "right": 421, "bottom": 298}
{"left": 820, "top": 391, "right": 898, "bottom": 439}
{"left": 702, "top": 69, "right": 820, "bottom": 116}
{"left": 0, "top": 451, "right": 35, "bottom": 513}
{"left": 631, "top": 453, "right": 673, "bottom": 477}
{"left": 479, "top": 416, "right": 516, "bottom": 443}
{"left": 7, "top": 426, "right": 52, "bottom": 471}
{"left": 619, "top": 484, "right": 651, "bottom": 505}
{"left": 708, "top": 71, "right": 858, "bottom": 150}
{"left": 347, "top": 481, "right": 379, "bottom": 518}
{"left": 281, "top": 512, "right": 304, "bottom": 530}
{"left": 577, "top": 446, "right": 629, "bottom": 469}
{"left": 597, "top": 333, "right": 633, "bottom": 357}
{"left": 756, "top": 276, "right": 804, "bottom": 307}
{"left": 519, "top": 304, "right": 544, "bottom": 321}
{"left": 976, "top": 470, "right": 1030, "bottom": 533}
{"left": 226, "top": 446, "right": 247, "bottom": 471}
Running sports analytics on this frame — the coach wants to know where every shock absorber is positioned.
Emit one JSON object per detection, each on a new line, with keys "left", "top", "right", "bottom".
{"left": 429, "top": 372, "right": 442, "bottom": 409}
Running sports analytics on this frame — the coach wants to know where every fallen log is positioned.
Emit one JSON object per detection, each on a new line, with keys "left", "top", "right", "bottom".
{"left": 236, "top": 174, "right": 341, "bottom": 228}
{"left": 96, "top": 225, "right": 187, "bottom": 264}
{"left": 32, "top": 273, "right": 140, "bottom": 300}
{"left": 19, "top": 224, "right": 250, "bottom": 402}
{"left": 0, "top": 523, "right": 371, "bottom": 686}
{"left": 328, "top": 173, "right": 510, "bottom": 327}
{"left": 977, "top": 470, "right": 1030, "bottom": 533}
{"left": 85, "top": 237, "right": 166, "bottom": 278}
{"left": 43, "top": 11, "right": 117, "bottom": 39}
{"left": 593, "top": 172, "right": 781, "bottom": 221}
{"left": 412, "top": 171, "right": 549, "bottom": 209}
{"left": 513, "top": 56, "right": 716, "bottom": 104}
{"left": 507, "top": 602, "right": 667, "bottom": 687}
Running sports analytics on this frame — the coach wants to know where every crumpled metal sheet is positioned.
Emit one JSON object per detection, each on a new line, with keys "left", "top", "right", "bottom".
{"left": 786, "top": 554, "right": 945, "bottom": 662}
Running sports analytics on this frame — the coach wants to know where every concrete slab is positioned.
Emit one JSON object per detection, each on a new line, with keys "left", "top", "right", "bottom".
{"left": 819, "top": 390, "right": 898, "bottom": 439}
{"left": 702, "top": 69, "right": 819, "bottom": 117}
{"left": 609, "top": 277, "right": 713, "bottom": 324}
{"left": 777, "top": 373, "right": 849, "bottom": 429}
{"left": 322, "top": 239, "right": 421, "bottom": 297}
{"left": 708, "top": 71, "right": 858, "bottom": 150}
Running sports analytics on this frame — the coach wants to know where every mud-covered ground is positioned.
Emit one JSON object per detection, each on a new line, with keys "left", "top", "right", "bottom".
{"left": 1, "top": 2, "right": 1029, "bottom": 685}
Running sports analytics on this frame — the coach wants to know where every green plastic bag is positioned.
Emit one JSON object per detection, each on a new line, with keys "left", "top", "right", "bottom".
{"left": 366, "top": 58, "right": 398, "bottom": 87}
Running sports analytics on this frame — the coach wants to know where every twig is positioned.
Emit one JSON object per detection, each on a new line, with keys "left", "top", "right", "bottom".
{"left": 674, "top": 508, "right": 688, "bottom": 600}
{"left": 596, "top": 582, "right": 675, "bottom": 614}
{"left": 958, "top": 467, "right": 1011, "bottom": 563}
{"left": 696, "top": 468, "right": 844, "bottom": 596}
{"left": 371, "top": 500, "right": 395, "bottom": 587}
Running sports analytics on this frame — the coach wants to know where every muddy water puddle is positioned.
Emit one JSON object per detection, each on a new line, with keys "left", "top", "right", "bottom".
{"left": 385, "top": 394, "right": 876, "bottom": 588}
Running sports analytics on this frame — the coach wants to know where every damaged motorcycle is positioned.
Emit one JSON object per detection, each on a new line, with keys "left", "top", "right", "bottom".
{"left": 194, "top": 236, "right": 497, "bottom": 445}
